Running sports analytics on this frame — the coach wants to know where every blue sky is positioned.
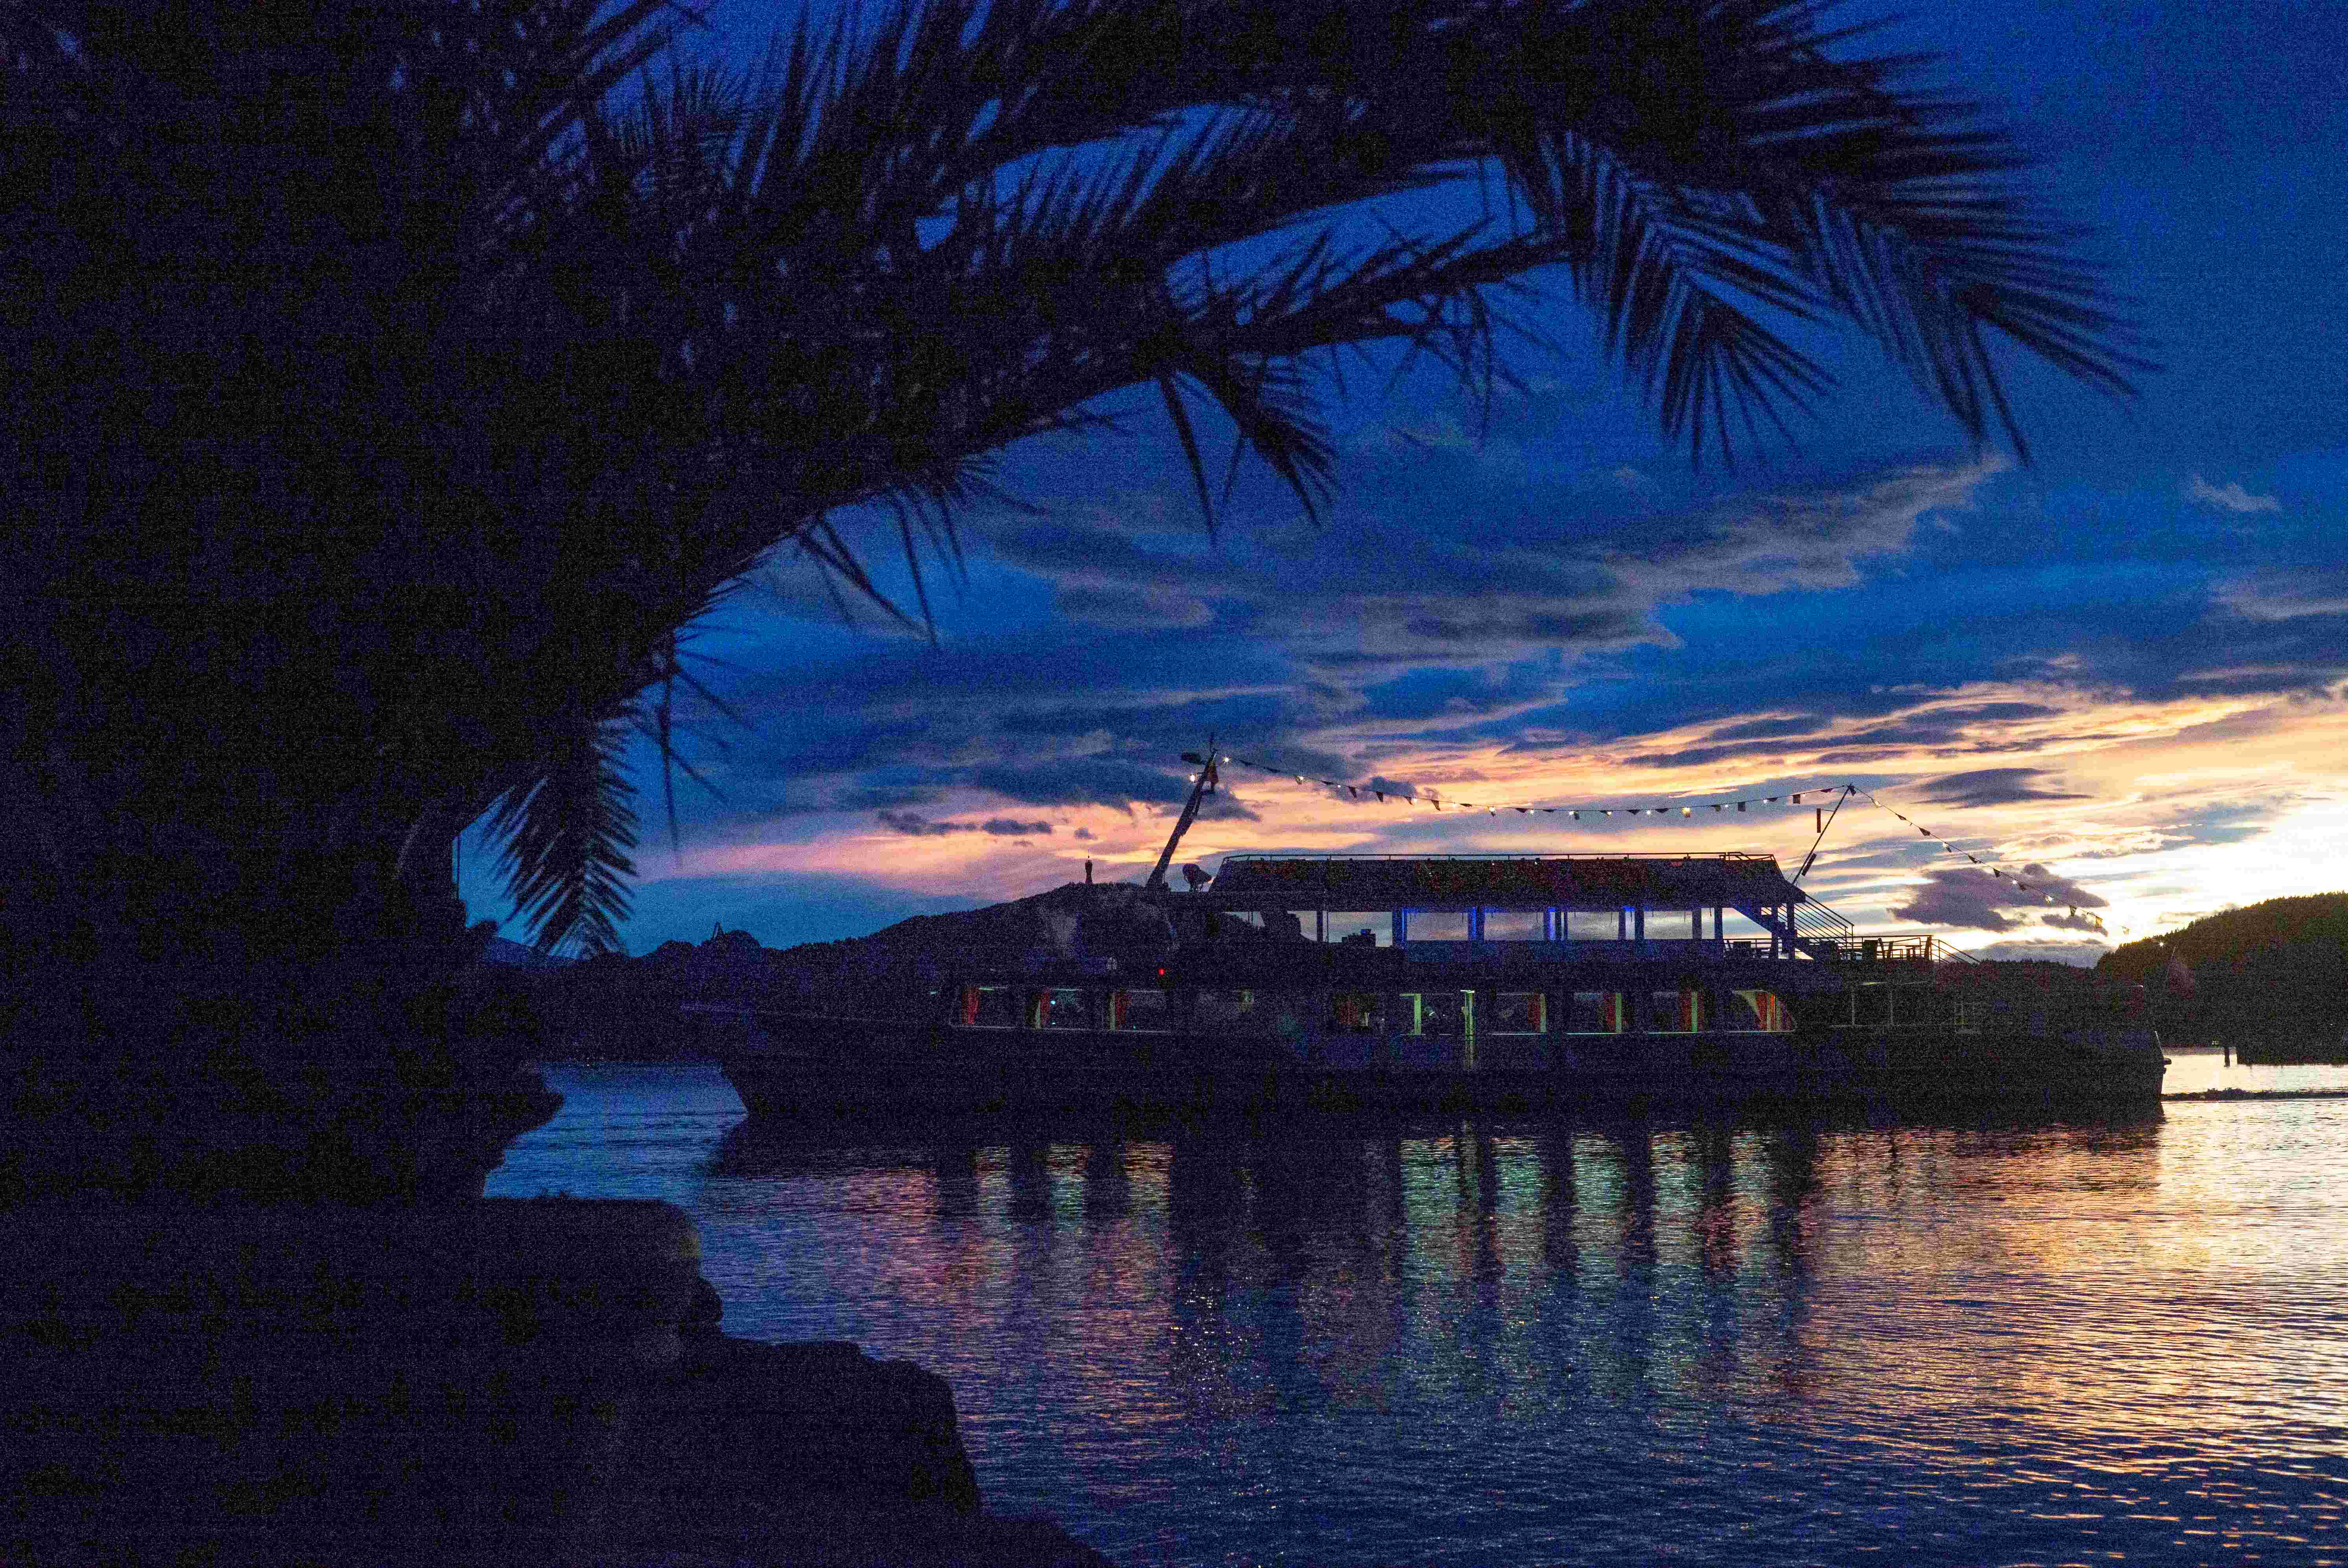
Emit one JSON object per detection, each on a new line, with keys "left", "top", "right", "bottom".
{"left": 460, "top": 0, "right": 2348, "bottom": 960}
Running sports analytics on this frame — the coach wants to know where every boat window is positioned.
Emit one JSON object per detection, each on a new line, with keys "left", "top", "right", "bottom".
{"left": 1218, "top": 910, "right": 1266, "bottom": 940}
{"left": 1261, "top": 991, "right": 1309, "bottom": 1038}
{"left": 1490, "top": 991, "right": 1548, "bottom": 1034}
{"left": 1562, "top": 991, "right": 1625, "bottom": 1033}
{"left": 1264, "top": 909, "right": 1314, "bottom": 942}
{"left": 1326, "top": 912, "right": 1392, "bottom": 947}
{"left": 1564, "top": 910, "right": 1623, "bottom": 942}
{"left": 1480, "top": 910, "right": 1546, "bottom": 942}
{"left": 1406, "top": 991, "right": 1468, "bottom": 1037}
{"left": 1194, "top": 989, "right": 1268, "bottom": 1033}
{"left": 1645, "top": 988, "right": 1701, "bottom": 1033}
{"left": 1109, "top": 988, "right": 1172, "bottom": 1031}
{"left": 1407, "top": 910, "right": 1471, "bottom": 942}
{"left": 958, "top": 985, "right": 1018, "bottom": 1029}
{"left": 1031, "top": 987, "right": 1091, "bottom": 1029}
{"left": 1717, "top": 988, "right": 1792, "bottom": 1033}
{"left": 1326, "top": 991, "right": 1381, "bottom": 1033}
{"left": 1645, "top": 910, "right": 1695, "bottom": 941}
{"left": 1851, "top": 985, "right": 1893, "bottom": 1028}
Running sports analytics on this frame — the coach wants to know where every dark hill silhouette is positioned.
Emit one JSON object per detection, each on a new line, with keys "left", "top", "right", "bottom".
{"left": 2097, "top": 893, "right": 2348, "bottom": 1057}
{"left": 517, "top": 885, "right": 1195, "bottom": 1057}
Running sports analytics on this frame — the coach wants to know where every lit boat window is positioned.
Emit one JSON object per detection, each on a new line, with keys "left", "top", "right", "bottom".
{"left": 1644, "top": 988, "right": 1702, "bottom": 1033}
{"left": 1194, "top": 989, "right": 1260, "bottom": 1031}
{"left": 1490, "top": 992, "right": 1548, "bottom": 1034}
{"left": 1031, "top": 987, "right": 1091, "bottom": 1029}
{"left": 1108, "top": 989, "right": 1172, "bottom": 1032}
{"left": 1481, "top": 910, "right": 1546, "bottom": 942}
{"left": 1401, "top": 991, "right": 1468, "bottom": 1037}
{"left": 1407, "top": 910, "right": 1470, "bottom": 942}
{"left": 1563, "top": 991, "right": 1625, "bottom": 1034}
{"left": 1645, "top": 910, "right": 1696, "bottom": 941}
{"left": 1719, "top": 989, "right": 1792, "bottom": 1033}
{"left": 1564, "top": 911, "right": 1624, "bottom": 942}
{"left": 958, "top": 985, "right": 1018, "bottom": 1029}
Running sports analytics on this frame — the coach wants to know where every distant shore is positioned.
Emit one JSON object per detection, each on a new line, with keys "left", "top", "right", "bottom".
{"left": 2164, "top": 1087, "right": 2348, "bottom": 1101}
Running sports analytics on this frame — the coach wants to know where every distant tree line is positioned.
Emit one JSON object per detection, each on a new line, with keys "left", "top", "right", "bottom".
{"left": 2097, "top": 894, "right": 2348, "bottom": 1051}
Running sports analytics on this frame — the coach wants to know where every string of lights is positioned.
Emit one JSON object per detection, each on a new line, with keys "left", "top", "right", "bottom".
{"left": 1850, "top": 790, "right": 2045, "bottom": 896}
{"left": 1198, "top": 753, "right": 2048, "bottom": 894}
{"left": 1210, "top": 751, "right": 1853, "bottom": 819}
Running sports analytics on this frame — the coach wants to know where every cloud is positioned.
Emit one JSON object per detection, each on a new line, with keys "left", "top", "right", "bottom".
{"left": 2184, "top": 474, "right": 2281, "bottom": 513}
{"left": 662, "top": 453, "right": 2071, "bottom": 847}
{"left": 1628, "top": 706, "right": 2069, "bottom": 772}
{"left": 875, "top": 810, "right": 1054, "bottom": 837}
{"left": 1888, "top": 864, "right": 2108, "bottom": 931}
{"left": 829, "top": 784, "right": 945, "bottom": 811}
{"left": 959, "top": 759, "right": 1196, "bottom": 808}
{"left": 1705, "top": 714, "right": 1829, "bottom": 742}
{"left": 2038, "top": 909, "right": 2108, "bottom": 933}
{"left": 2213, "top": 574, "right": 2348, "bottom": 622}
{"left": 874, "top": 810, "right": 960, "bottom": 837}
{"left": 1969, "top": 939, "right": 2110, "bottom": 967}
{"left": 1911, "top": 768, "right": 2089, "bottom": 808}
{"left": 1054, "top": 585, "right": 1218, "bottom": 630}
{"left": 1191, "top": 790, "right": 1262, "bottom": 822}
{"left": 967, "top": 457, "right": 2002, "bottom": 689}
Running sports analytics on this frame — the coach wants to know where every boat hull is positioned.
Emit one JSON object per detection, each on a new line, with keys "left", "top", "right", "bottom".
{"left": 707, "top": 1013, "right": 2166, "bottom": 1120}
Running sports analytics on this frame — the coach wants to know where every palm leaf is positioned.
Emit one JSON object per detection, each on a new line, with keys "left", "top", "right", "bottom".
{"left": 482, "top": 712, "right": 641, "bottom": 956}
{"left": 451, "top": 0, "right": 2154, "bottom": 953}
{"left": 10, "top": 0, "right": 2161, "bottom": 962}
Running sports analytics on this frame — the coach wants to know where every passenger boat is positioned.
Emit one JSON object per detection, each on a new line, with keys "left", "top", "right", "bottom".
{"left": 699, "top": 849, "right": 2166, "bottom": 1118}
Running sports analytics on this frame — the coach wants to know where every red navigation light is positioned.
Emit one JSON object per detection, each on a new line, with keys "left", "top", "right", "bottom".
{"left": 1156, "top": 967, "right": 1167, "bottom": 977}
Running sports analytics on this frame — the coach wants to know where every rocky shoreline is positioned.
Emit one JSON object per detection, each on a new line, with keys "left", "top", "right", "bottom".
{"left": 1, "top": 1198, "right": 1112, "bottom": 1566}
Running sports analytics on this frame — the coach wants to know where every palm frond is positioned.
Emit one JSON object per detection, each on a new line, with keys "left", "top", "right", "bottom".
{"left": 482, "top": 711, "right": 641, "bottom": 956}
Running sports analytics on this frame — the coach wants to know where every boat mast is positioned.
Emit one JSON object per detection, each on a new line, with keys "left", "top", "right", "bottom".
{"left": 1145, "top": 738, "right": 1220, "bottom": 891}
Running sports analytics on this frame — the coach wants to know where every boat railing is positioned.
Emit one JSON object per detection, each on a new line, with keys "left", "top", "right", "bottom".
{"left": 1216, "top": 850, "right": 1783, "bottom": 864}
{"left": 1784, "top": 899, "right": 1856, "bottom": 947}
{"left": 1798, "top": 934, "right": 1977, "bottom": 966}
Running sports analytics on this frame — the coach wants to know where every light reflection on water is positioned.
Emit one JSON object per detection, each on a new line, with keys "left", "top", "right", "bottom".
{"left": 492, "top": 1062, "right": 2348, "bottom": 1566}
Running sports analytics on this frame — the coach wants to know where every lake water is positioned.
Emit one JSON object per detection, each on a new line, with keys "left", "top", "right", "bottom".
{"left": 490, "top": 1050, "right": 2348, "bottom": 1566}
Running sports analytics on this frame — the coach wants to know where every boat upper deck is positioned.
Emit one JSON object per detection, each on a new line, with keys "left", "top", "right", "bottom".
{"left": 1208, "top": 851, "right": 1808, "bottom": 910}
{"left": 1187, "top": 852, "right": 1977, "bottom": 967}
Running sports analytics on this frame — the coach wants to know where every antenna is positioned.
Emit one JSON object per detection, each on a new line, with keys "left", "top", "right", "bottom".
{"left": 1793, "top": 786, "right": 1852, "bottom": 882}
{"left": 1145, "top": 736, "right": 1219, "bottom": 891}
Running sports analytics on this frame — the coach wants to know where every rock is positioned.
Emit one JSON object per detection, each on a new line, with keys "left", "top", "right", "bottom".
{"left": 625, "top": 1337, "right": 979, "bottom": 1516}
{"left": 0, "top": 1199, "right": 1119, "bottom": 1567}
{"left": 603, "top": 1334, "right": 1121, "bottom": 1566}
{"left": 682, "top": 1274, "right": 726, "bottom": 1343}
{"left": 0, "top": 1062, "right": 563, "bottom": 1203}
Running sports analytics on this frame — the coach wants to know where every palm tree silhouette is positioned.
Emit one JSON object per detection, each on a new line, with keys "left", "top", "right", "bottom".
{"left": 5, "top": 0, "right": 2148, "bottom": 1086}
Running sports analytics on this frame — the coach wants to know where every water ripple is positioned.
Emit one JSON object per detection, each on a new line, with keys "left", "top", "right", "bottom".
{"left": 495, "top": 1062, "right": 2348, "bottom": 1566}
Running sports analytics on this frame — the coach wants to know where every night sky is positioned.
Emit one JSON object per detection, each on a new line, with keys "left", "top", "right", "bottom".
{"left": 460, "top": 0, "right": 2348, "bottom": 960}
